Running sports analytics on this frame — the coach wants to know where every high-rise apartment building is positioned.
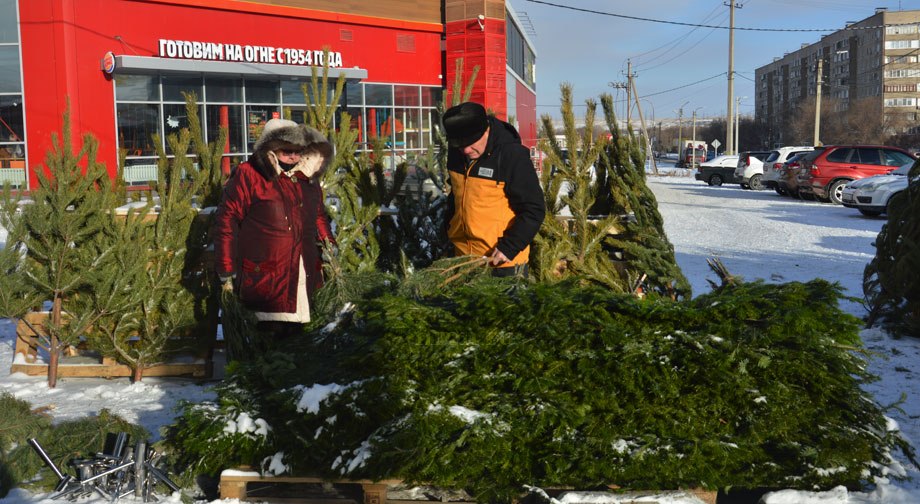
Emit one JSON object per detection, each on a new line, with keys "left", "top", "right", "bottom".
{"left": 755, "top": 8, "right": 920, "bottom": 146}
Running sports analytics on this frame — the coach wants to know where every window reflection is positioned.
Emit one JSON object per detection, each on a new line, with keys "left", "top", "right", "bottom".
{"left": 0, "top": 0, "right": 18, "bottom": 44}
{"left": 246, "top": 105, "right": 280, "bottom": 151}
{"left": 246, "top": 80, "right": 279, "bottom": 104}
{"left": 206, "top": 77, "right": 242, "bottom": 103}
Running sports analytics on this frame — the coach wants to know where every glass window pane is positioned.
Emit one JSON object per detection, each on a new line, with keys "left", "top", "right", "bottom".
{"left": 246, "top": 80, "right": 279, "bottom": 104}
{"left": 282, "top": 81, "right": 309, "bottom": 105}
{"left": 206, "top": 77, "right": 242, "bottom": 103}
{"left": 336, "top": 106, "right": 363, "bottom": 147}
{"left": 206, "top": 104, "right": 244, "bottom": 155}
{"left": 365, "top": 84, "right": 392, "bottom": 106}
{"left": 0, "top": 0, "right": 18, "bottom": 44}
{"left": 0, "top": 46, "right": 21, "bottom": 92}
{"left": 344, "top": 83, "right": 363, "bottom": 107}
{"left": 394, "top": 108, "right": 420, "bottom": 150}
{"left": 163, "top": 103, "right": 202, "bottom": 155}
{"left": 162, "top": 75, "right": 202, "bottom": 102}
{"left": 884, "top": 149, "right": 914, "bottom": 166}
{"left": 421, "top": 87, "right": 443, "bottom": 107}
{"left": 825, "top": 148, "right": 851, "bottom": 163}
{"left": 285, "top": 106, "right": 309, "bottom": 126}
{"left": 394, "top": 86, "right": 419, "bottom": 107}
{"left": 246, "top": 105, "right": 281, "bottom": 152}
{"left": 366, "top": 107, "right": 393, "bottom": 148}
{"left": 0, "top": 94, "right": 25, "bottom": 141}
{"left": 117, "top": 103, "right": 161, "bottom": 157}
{"left": 856, "top": 147, "right": 881, "bottom": 165}
{"left": 421, "top": 109, "right": 434, "bottom": 149}
{"left": 115, "top": 74, "right": 158, "bottom": 101}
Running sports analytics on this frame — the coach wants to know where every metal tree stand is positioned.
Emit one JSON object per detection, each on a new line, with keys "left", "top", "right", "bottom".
{"left": 29, "top": 434, "right": 180, "bottom": 502}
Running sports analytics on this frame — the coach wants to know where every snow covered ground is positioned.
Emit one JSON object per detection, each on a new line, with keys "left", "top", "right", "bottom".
{"left": 2, "top": 168, "right": 920, "bottom": 504}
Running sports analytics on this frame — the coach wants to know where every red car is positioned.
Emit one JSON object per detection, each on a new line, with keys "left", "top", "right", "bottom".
{"left": 797, "top": 145, "right": 917, "bottom": 204}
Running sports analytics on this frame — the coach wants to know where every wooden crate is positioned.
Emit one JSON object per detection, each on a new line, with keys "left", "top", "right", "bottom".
{"left": 11, "top": 312, "right": 210, "bottom": 379}
{"left": 218, "top": 472, "right": 716, "bottom": 504}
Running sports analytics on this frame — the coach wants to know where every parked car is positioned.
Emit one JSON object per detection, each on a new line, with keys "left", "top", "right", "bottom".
{"left": 761, "top": 146, "right": 814, "bottom": 194}
{"left": 733, "top": 150, "right": 772, "bottom": 189}
{"left": 798, "top": 145, "right": 917, "bottom": 204}
{"left": 694, "top": 155, "right": 739, "bottom": 186}
{"left": 776, "top": 153, "right": 809, "bottom": 197}
{"left": 841, "top": 161, "right": 915, "bottom": 216}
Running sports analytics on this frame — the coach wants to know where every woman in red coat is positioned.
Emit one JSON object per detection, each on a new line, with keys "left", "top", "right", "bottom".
{"left": 213, "top": 119, "right": 334, "bottom": 338}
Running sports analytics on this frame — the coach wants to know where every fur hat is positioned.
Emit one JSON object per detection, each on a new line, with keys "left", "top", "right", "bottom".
{"left": 442, "top": 102, "right": 490, "bottom": 148}
{"left": 250, "top": 119, "right": 333, "bottom": 181}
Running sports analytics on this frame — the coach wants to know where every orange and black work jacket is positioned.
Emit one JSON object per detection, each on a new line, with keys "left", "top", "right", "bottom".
{"left": 446, "top": 117, "right": 546, "bottom": 268}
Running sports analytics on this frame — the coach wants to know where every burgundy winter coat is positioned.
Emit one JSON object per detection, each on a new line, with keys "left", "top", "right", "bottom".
{"left": 212, "top": 123, "right": 333, "bottom": 316}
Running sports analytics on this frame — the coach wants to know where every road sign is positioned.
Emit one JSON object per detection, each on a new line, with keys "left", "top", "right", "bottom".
{"left": 711, "top": 139, "right": 721, "bottom": 149}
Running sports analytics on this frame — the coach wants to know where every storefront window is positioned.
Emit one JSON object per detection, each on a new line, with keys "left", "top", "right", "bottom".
{"left": 114, "top": 73, "right": 443, "bottom": 183}
{"left": 164, "top": 103, "right": 201, "bottom": 154}
{"left": 394, "top": 107, "right": 420, "bottom": 150}
{"left": 0, "top": 46, "right": 20, "bottom": 92}
{"left": 117, "top": 103, "right": 160, "bottom": 157}
{"left": 246, "top": 80, "right": 279, "bottom": 104}
{"left": 0, "top": 0, "right": 17, "bottom": 44}
{"left": 394, "top": 85, "right": 419, "bottom": 107}
{"left": 115, "top": 74, "right": 158, "bottom": 101}
{"left": 365, "top": 84, "right": 392, "bottom": 106}
{"left": 206, "top": 104, "right": 243, "bottom": 155}
{"left": 206, "top": 77, "right": 242, "bottom": 103}
{"left": 162, "top": 75, "right": 202, "bottom": 102}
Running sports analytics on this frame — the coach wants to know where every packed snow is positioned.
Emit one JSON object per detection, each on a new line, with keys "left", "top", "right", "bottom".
{"left": 2, "top": 166, "right": 920, "bottom": 504}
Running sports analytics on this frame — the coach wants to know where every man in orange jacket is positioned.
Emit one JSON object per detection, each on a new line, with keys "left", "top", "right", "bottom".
{"left": 442, "top": 102, "right": 545, "bottom": 277}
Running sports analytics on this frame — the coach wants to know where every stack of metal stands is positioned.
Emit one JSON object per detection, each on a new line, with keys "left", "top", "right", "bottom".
{"left": 28, "top": 433, "right": 180, "bottom": 501}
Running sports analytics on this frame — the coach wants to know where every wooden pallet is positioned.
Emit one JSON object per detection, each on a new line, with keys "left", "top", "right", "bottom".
{"left": 218, "top": 472, "right": 717, "bottom": 504}
{"left": 11, "top": 312, "right": 210, "bottom": 378}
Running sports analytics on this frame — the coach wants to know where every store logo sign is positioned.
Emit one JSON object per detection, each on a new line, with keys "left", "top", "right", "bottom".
{"left": 157, "top": 39, "right": 344, "bottom": 68}
{"left": 101, "top": 52, "right": 116, "bottom": 74}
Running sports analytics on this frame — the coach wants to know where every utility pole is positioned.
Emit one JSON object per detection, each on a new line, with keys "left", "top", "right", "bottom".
{"left": 630, "top": 77, "right": 658, "bottom": 175}
{"left": 814, "top": 58, "right": 823, "bottom": 146}
{"left": 677, "top": 106, "right": 685, "bottom": 163}
{"left": 725, "top": 1, "right": 741, "bottom": 154}
{"left": 626, "top": 60, "right": 634, "bottom": 125}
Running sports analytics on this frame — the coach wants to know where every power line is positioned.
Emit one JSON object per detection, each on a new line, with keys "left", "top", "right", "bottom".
{"left": 639, "top": 72, "right": 729, "bottom": 98}
{"left": 524, "top": 0, "right": 905, "bottom": 32}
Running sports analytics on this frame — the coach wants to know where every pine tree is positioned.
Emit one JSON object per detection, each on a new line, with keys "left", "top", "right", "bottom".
{"left": 597, "top": 93, "right": 691, "bottom": 300}
{"left": 14, "top": 101, "right": 117, "bottom": 388}
{"left": 531, "top": 85, "right": 690, "bottom": 300}
{"left": 864, "top": 161, "right": 920, "bottom": 333}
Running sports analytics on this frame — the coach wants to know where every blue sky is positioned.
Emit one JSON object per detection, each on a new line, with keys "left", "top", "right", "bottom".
{"left": 510, "top": 0, "right": 920, "bottom": 122}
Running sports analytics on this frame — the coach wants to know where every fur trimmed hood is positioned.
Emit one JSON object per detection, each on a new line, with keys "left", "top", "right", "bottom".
{"left": 250, "top": 120, "right": 333, "bottom": 181}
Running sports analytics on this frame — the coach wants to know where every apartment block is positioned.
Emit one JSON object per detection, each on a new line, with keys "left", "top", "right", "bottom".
{"left": 755, "top": 8, "right": 920, "bottom": 145}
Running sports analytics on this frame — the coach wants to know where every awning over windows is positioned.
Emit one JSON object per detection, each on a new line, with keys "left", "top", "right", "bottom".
{"left": 107, "top": 55, "right": 368, "bottom": 82}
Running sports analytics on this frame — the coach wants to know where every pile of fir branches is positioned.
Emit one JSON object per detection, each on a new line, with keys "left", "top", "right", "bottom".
{"left": 0, "top": 393, "right": 149, "bottom": 497}
{"left": 166, "top": 269, "right": 915, "bottom": 501}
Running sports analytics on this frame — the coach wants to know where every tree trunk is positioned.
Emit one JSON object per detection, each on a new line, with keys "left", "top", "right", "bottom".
{"left": 133, "top": 363, "right": 144, "bottom": 382}
{"left": 48, "top": 295, "right": 62, "bottom": 388}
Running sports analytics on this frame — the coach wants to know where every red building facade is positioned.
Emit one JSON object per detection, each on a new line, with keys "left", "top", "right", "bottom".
{"left": 0, "top": 0, "right": 537, "bottom": 190}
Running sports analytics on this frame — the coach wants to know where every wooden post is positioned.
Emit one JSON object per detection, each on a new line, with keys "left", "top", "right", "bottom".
{"left": 362, "top": 483, "right": 387, "bottom": 504}
{"left": 219, "top": 479, "right": 247, "bottom": 500}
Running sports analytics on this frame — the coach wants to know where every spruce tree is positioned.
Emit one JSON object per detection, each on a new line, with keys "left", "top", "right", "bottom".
{"left": 864, "top": 160, "right": 920, "bottom": 333}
